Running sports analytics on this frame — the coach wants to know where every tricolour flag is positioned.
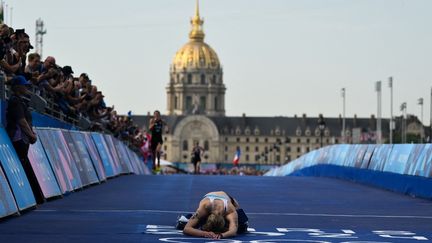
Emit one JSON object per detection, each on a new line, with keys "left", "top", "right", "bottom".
{"left": 232, "top": 148, "right": 241, "bottom": 166}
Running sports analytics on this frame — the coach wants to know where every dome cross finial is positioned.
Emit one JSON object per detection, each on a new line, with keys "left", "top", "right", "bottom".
{"left": 195, "top": 0, "right": 200, "bottom": 19}
{"left": 189, "top": 0, "right": 205, "bottom": 41}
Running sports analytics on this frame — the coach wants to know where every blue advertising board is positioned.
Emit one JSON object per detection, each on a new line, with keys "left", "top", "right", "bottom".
{"left": 82, "top": 132, "right": 106, "bottom": 181}
{"left": 63, "top": 131, "right": 99, "bottom": 186}
{"left": 360, "top": 145, "right": 376, "bottom": 169}
{"left": 28, "top": 137, "right": 62, "bottom": 198}
{"left": 0, "top": 128, "right": 36, "bottom": 210}
{"left": 103, "top": 135, "right": 125, "bottom": 174}
{"left": 369, "top": 145, "right": 393, "bottom": 171}
{"left": 407, "top": 144, "right": 432, "bottom": 177}
{"left": 384, "top": 144, "right": 414, "bottom": 174}
{"left": 112, "top": 137, "right": 133, "bottom": 173}
{"left": 91, "top": 133, "right": 118, "bottom": 177}
{"left": 0, "top": 163, "right": 18, "bottom": 218}
{"left": 36, "top": 128, "right": 75, "bottom": 193}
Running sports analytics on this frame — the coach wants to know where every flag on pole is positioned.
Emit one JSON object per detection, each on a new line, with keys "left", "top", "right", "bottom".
{"left": 232, "top": 147, "right": 241, "bottom": 166}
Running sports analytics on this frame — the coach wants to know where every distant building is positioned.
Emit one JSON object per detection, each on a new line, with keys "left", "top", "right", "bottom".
{"left": 132, "top": 2, "right": 426, "bottom": 165}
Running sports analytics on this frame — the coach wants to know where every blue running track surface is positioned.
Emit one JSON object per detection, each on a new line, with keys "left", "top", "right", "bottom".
{"left": 0, "top": 175, "right": 431, "bottom": 243}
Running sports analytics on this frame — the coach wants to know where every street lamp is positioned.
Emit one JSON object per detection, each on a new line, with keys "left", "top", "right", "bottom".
{"left": 400, "top": 102, "right": 407, "bottom": 143}
{"left": 418, "top": 97, "right": 424, "bottom": 142}
{"left": 318, "top": 115, "right": 326, "bottom": 148}
{"left": 388, "top": 77, "right": 393, "bottom": 144}
{"left": 341, "top": 88, "right": 346, "bottom": 143}
{"left": 375, "top": 81, "right": 382, "bottom": 144}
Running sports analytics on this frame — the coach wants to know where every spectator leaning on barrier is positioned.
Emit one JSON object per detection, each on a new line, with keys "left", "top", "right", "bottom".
{"left": 6, "top": 75, "right": 45, "bottom": 204}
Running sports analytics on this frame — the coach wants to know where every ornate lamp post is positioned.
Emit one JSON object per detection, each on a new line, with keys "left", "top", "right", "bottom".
{"left": 318, "top": 115, "right": 326, "bottom": 148}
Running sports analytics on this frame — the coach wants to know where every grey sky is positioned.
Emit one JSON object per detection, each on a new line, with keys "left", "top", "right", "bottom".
{"left": 6, "top": 0, "right": 432, "bottom": 125}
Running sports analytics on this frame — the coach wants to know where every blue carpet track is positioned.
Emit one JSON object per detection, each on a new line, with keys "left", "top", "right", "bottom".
{"left": 0, "top": 174, "right": 431, "bottom": 243}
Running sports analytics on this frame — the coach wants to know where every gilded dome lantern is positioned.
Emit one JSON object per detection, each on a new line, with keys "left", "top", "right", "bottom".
{"left": 167, "top": 0, "right": 226, "bottom": 116}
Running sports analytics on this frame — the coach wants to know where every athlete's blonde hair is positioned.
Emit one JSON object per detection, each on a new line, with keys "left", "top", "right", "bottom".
{"left": 202, "top": 213, "right": 226, "bottom": 233}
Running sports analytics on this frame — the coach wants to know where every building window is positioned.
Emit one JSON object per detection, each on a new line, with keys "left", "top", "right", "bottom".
{"left": 335, "top": 139, "right": 339, "bottom": 143}
{"left": 287, "top": 155, "right": 291, "bottom": 161}
{"left": 183, "top": 155, "right": 188, "bottom": 159}
{"left": 236, "top": 137, "right": 240, "bottom": 142}
{"left": 286, "top": 146, "right": 291, "bottom": 152}
{"left": 246, "top": 154, "right": 249, "bottom": 162}
{"left": 200, "top": 96, "right": 206, "bottom": 111}
{"left": 255, "top": 146, "right": 259, "bottom": 152}
{"left": 255, "top": 138, "right": 259, "bottom": 143}
{"left": 176, "top": 74, "right": 180, "bottom": 83}
{"left": 246, "top": 137, "right": 249, "bottom": 143}
{"left": 306, "top": 138, "right": 310, "bottom": 143}
{"left": 164, "top": 146, "right": 167, "bottom": 151}
{"left": 225, "top": 137, "right": 228, "bottom": 142}
{"left": 201, "top": 74, "right": 206, "bottom": 84}
{"left": 182, "top": 140, "right": 188, "bottom": 151}
{"left": 225, "top": 146, "right": 228, "bottom": 152}
{"left": 297, "top": 147, "right": 300, "bottom": 153}
{"left": 276, "top": 155, "right": 280, "bottom": 162}
{"left": 212, "top": 75, "right": 216, "bottom": 84}
{"left": 285, "top": 137, "right": 291, "bottom": 143}
{"left": 264, "top": 138, "right": 268, "bottom": 143}
{"left": 297, "top": 138, "right": 301, "bottom": 143}
{"left": 186, "top": 96, "right": 192, "bottom": 111}
{"left": 225, "top": 155, "right": 228, "bottom": 161}
{"left": 214, "top": 97, "right": 218, "bottom": 110}
{"left": 174, "top": 96, "right": 178, "bottom": 109}
{"left": 306, "top": 147, "right": 310, "bottom": 152}
{"left": 316, "top": 138, "right": 319, "bottom": 143}
{"left": 246, "top": 146, "right": 249, "bottom": 152}
{"left": 187, "top": 74, "right": 192, "bottom": 84}
{"left": 204, "top": 140, "right": 209, "bottom": 150}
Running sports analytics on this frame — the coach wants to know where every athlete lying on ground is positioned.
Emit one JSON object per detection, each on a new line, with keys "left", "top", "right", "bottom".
{"left": 176, "top": 191, "right": 248, "bottom": 239}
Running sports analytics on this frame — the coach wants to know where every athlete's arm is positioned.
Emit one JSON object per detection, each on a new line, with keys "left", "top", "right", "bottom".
{"left": 220, "top": 211, "right": 238, "bottom": 238}
{"left": 149, "top": 118, "right": 155, "bottom": 131}
{"left": 183, "top": 203, "right": 217, "bottom": 238}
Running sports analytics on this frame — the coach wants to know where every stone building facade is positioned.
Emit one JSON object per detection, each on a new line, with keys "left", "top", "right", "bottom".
{"left": 132, "top": 2, "right": 428, "bottom": 165}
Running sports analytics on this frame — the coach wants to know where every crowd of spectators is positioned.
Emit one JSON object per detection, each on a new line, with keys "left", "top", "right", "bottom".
{"left": 0, "top": 24, "right": 147, "bottom": 150}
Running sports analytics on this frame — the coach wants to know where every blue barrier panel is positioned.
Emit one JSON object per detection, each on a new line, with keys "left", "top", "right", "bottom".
{"left": 315, "top": 146, "right": 330, "bottom": 164}
{"left": 290, "top": 164, "right": 432, "bottom": 199}
{"left": 0, "top": 162, "right": 18, "bottom": 218}
{"left": 342, "top": 144, "right": 365, "bottom": 167}
{"left": 27, "top": 137, "right": 62, "bottom": 199}
{"left": 49, "top": 129, "right": 82, "bottom": 190}
{"left": 103, "top": 135, "right": 125, "bottom": 174}
{"left": 91, "top": 133, "right": 118, "bottom": 177}
{"left": 334, "top": 144, "right": 351, "bottom": 166}
{"left": 82, "top": 132, "right": 107, "bottom": 181}
{"left": 122, "top": 143, "right": 141, "bottom": 174}
{"left": 360, "top": 145, "right": 376, "bottom": 169}
{"left": 384, "top": 144, "right": 415, "bottom": 174}
{"left": 407, "top": 144, "right": 432, "bottom": 177}
{"left": 36, "top": 128, "right": 80, "bottom": 192}
{"left": 64, "top": 131, "right": 99, "bottom": 186}
{"left": 112, "top": 138, "right": 133, "bottom": 173}
{"left": 0, "top": 128, "right": 36, "bottom": 210}
{"left": 369, "top": 145, "right": 393, "bottom": 171}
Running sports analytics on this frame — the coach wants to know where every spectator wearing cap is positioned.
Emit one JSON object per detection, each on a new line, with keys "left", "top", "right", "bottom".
{"left": 6, "top": 75, "right": 44, "bottom": 204}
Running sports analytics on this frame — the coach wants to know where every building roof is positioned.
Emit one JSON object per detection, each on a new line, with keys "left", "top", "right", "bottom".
{"left": 131, "top": 114, "right": 392, "bottom": 137}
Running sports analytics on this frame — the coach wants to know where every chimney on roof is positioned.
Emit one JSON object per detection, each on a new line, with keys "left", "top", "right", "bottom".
{"left": 242, "top": 113, "right": 246, "bottom": 118}
{"left": 339, "top": 114, "right": 342, "bottom": 124}
{"left": 294, "top": 114, "right": 298, "bottom": 118}
{"left": 354, "top": 114, "right": 357, "bottom": 127}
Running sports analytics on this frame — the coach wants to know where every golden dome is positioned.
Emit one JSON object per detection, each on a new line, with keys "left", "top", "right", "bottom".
{"left": 172, "top": 0, "right": 220, "bottom": 70}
